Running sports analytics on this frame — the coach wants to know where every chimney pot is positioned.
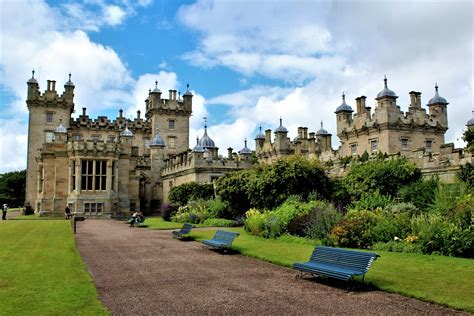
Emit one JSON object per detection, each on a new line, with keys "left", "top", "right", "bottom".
{"left": 82, "top": 107, "right": 86, "bottom": 116}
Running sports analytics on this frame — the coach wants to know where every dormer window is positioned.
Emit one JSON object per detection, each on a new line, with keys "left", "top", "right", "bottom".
{"left": 426, "top": 140, "right": 433, "bottom": 152}
{"left": 401, "top": 138, "right": 409, "bottom": 151}
{"left": 370, "top": 139, "right": 378, "bottom": 152}
{"left": 168, "top": 119, "right": 175, "bottom": 130}
{"left": 46, "top": 112, "right": 53, "bottom": 124}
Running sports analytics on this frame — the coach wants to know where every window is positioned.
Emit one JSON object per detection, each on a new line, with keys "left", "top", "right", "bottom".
{"left": 401, "top": 139, "right": 409, "bottom": 150}
{"left": 168, "top": 137, "right": 176, "bottom": 149}
{"left": 111, "top": 161, "right": 116, "bottom": 192}
{"left": 73, "top": 134, "right": 82, "bottom": 141}
{"left": 426, "top": 140, "right": 433, "bottom": 152}
{"left": 81, "top": 160, "right": 107, "bottom": 191}
{"left": 39, "top": 166, "right": 44, "bottom": 193}
{"left": 350, "top": 143, "right": 357, "bottom": 155}
{"left": 91, "top": 135, "right": 101, "bottom": 142}
{"left": 107, "top": 135, "right": 115, "bottom": 142}
{"left": 46, "top": 112, "right": 53, "bottom": 124}
{"left": 45, "top": 132, "right": 54, "bottom": 143}
{"left": 370, "top": 139, "right": 378, "bottom": 152}
{"left": 168, "top": 119, "right": 175, "bottom": 130}
{"left": 84, "top": 202, "right": 103, "bottom": 216}
{"left": 71, "top": 161, "right": 76, "bottom": 191}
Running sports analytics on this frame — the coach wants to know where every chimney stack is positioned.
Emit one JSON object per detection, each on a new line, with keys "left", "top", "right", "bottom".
{"left": 51, "top": 80, "right": 56, "bottom": 91}
{"left": 82, "top": 107, "right": 86, "bottom": 116}
{"left": 137, "top": 110, "right": 141, "bottom": 119}
{"left": 265, "top": 129, "right": 272, "bottom": 143}
{"left": 47, "top": 80, "right": 52, "bottom": 91}
{"left": 169, "top": 90, "right": 173, "bottom": 100}
{"left": 355, "top": 97, "right": 362, "bottom": 113}
{"left": 227, "top": 147, "right": 233, "bottom": 159}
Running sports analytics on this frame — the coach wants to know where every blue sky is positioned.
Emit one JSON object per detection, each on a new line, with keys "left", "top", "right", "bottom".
{"left": 0, "top": 0, "right": 472, "bottom": 173}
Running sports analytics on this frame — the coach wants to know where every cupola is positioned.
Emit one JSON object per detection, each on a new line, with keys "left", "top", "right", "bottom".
{"left": 274, "top": 118, "right": 288, "bottom": 133}
{"left": 335, "top": 92, "right": 354, "bottom": 113}
{"left": 149, "top": 129, "right": 165, "bottom": 147}
{"left": 376, "top": 76, "right": 397, "bottom": 100}
{"left": 428, "top": 84, "right": 448, "bottom": 105}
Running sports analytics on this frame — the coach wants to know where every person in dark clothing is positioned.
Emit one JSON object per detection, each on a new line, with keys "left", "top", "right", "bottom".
{"left": 2, "top": 204, "right": 7, "bottom": 220}
{"left": 64, "top": 206, "right": 71, "bottom": 220}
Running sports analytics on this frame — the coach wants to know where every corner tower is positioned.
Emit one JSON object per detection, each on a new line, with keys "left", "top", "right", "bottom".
{"left": 25, "top": 72, "right": 75, "bottom": 211}
{"left": 145, "top": 82, "right": 193, "bottom": 156}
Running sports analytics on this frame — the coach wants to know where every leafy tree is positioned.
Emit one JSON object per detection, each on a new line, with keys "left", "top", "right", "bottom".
{"left": 0, "top": 170, "right": 26, "bottom": 207}
{"left": 168, "top": 182, "right": 214, "bottom": 206}
{"left": 457, "top": 163, "right": 473, "bottom": 187}
{"left": 215, "top": 170, "right": 252, "bottom": 216}
{"left": 342, "top": 157, "right": 421, "bottom": 200}
{"left": 245, "top": 156, "right": 330, "bottom": 210}
{"left": 398, "top": 178, "right": 439, "bottom": 211}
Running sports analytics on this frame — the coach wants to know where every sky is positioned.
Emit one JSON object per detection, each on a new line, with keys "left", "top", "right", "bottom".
{"left": 0, "top": 0, "right": 472, "bottom": 173}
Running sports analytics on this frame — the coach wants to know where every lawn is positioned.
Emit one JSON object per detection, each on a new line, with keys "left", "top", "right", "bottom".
{"left": 144, "top": 217, "right": 207, "bottom": 230}
{"left": 0, "top": 220, "right": 108, "bottom": 315}
{"left": 190, "top": 227, "right": 474, "bottom": 312}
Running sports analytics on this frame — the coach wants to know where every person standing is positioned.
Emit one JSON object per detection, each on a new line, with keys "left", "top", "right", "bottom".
{"left": 2, "top": 204, "right": 7, "bottom": 220}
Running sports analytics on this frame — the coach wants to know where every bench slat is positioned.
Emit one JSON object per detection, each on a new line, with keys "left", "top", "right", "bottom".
{"left": 202, "top": 230, "right": 239, "bottom": 250}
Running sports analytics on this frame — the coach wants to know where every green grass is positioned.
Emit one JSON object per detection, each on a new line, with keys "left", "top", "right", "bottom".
{"left": 190, "top": 227, "right": 474, "bottom": 312}
{"left": 0, "top": 220, "right": 109, "bottom": 315}
{"left": 144, "top": 217, "right": 207, "bottom": 230}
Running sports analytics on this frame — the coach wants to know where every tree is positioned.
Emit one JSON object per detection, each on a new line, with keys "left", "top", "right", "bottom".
{"left": 0, "top": 170, "right": 26, "bottom": 207}
{"left": 463, "top": 128, "right": 474, "bottom": 154}
{"left": 168, "top": 182, "right": 214, "bottom": 206}
{"left": 342, "top": 157, "right": 421, "bottom": 200}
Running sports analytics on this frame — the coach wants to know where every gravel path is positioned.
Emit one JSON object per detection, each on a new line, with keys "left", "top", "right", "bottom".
{"left": 75, "top": 219, "right": 463, "bottom": 315}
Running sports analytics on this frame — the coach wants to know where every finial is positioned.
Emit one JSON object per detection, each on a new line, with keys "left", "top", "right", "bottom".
{"left": 32, "top": 69, "right": 35, "bottom": 78}
{"left": 196, "top": 136, "right": 200, "bottom": 144}
{"left": 68, "top": 73, "right": 71, "bottom": 81}
{"left": 321, "top": 120, "right": 323, "bottom": 129}
{"left": 259, "top": 125, "right": 262, "bottom": 132}
{"left": 186, "top": 83, "right": 190, "bottom": 91}
{"left": 279, "top": 117, "right": 283, "bottom": 126}
{"left": 435, "top": 82, "right": 439, "bottom": 92}
{"left": 342, "top": 92, "right": 345, "bottom": 102}
{"left": 149, "top": 89, "right": 151, "bottom": 93}
{"left": 203, "top": 116, "right": 207, "bottom": 129}
{"left": 244, "top": 139, "right": 248, "bottom": 147}
{"left": 384, "top": 75, "right": 388, "bottom": 88}
{"left": 155, "top": 80, "right": 158, "bottom": 88}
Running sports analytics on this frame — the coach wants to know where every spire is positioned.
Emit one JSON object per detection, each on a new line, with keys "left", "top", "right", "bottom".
{"left": 275, "top": 117, "right": 288, "bottom": 133}
{"left": 203, "top": 116, "right": 208, "bottom": 130}
{"left": 255, "top": 125, "right": 265, "bottom": 140}
{"left": 65, "top": 72, "right": 74, "bottom": 87}
{"left": 428, "top": 82, "right": 448, "bottom": 105}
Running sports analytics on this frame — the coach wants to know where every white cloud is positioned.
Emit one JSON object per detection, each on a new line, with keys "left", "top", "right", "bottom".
{"left": 103, "top": 5, "right": 127, "bottom": 26}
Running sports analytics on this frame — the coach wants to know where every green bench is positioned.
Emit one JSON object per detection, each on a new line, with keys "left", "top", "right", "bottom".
{"left": 172, "top": 223, "right": 194, "bottom": 239}
{"left": 202, "top": 230, "right": 239, "bottom": 251}
{"left": 293, "top": 246, "right": 380, "bottom": 282}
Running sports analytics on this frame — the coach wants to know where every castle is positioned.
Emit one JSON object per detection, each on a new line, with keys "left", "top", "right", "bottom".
{"left": 25, "top": 72, "right": 472, "bottom": 217}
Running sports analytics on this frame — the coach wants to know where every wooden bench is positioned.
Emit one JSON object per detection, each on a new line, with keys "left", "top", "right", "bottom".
{"left": 293, "top": 246, "right": 380, "bottom": 282}
{"left": 172, "top": 223, "right": 194, "bottom": 239}
{"left": 202, "top": 230, "right": 239, "bottom": 250}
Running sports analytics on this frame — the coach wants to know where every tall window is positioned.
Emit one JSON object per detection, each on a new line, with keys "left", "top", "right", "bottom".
{"left": 108, "top": 135, "right": 116, "bottom": 142}
{"left": 45, "top": 132, "right": 54, "bottom": 143}
{"left": 426, "top": 140, "right": 433, "bottom": 152}
{"left": 81, "top": 160, "right": 107, "bottom": 191}
{"left": 73, "top": 134, "right": 82, "bottom": 141}
{"left": 401, "top": 138, "right": 409, "bottom": 150}
{"left": 91, "top": 135, "right": 101, "bottom": 142}
{"left": 39, "top": 166, "right": 44, "bottom": 193}
{"left": 71, "top": 161, "right": 76, "bottom": 191}
{"left": 168, "top": 119, "right": 175, "bottom": 130}
{"left": 46, "top": 112, "right": 53, "bottom": 124}
{"left": 168, "top": 137, "right": 176, "bottom": 149}
{"left": 111, "top": 161, "right": 116, "bottom": 191}
{"left": 350, "top": 143, "right": 357, "bottom": 155}
{"left": 370, "top": 139, "right": 378, "bottom": 152}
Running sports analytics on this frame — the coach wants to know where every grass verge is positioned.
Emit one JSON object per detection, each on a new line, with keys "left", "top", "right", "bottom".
{"left": 190, "top": 227, "right": 474, "bottom": 312}
{"left": 144, "top": 217, "right": 207, "bottom": 230}
{"left": 0, "top": 220, "right": 108, "bottom": 315}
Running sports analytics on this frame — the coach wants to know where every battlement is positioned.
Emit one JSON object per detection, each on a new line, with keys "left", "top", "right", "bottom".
{"left": 26, "top": 74, "right": 75, "bottom": 113}
{"left": 145, "top": 83, "right": 193, "bottom": 120}
{"left": 70, "top": 107, "right": 151, "bottom": 133}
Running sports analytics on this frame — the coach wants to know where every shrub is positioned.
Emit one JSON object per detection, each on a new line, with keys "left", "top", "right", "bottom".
{"left": 202, "top": 218, "right": 236, "bottom": 227}
{"left": 384, "top": 202, "right": 419, "bottom": 217}
{"left": 171, "top": 200, "right": 211, "bottom": 224}
{"left": 372, "top": 241, "right": 423, "bottom": 254}
{"left": 244, "top": 208, "right": 267, "bottom": 236}
{"left": 161, "top": 203, "right": 179, "bottom": 221}
{"left": 432, "top": 182, "right": 470, "bottom": 215}
{"left": 287, "top": 200, "right": 341, "bottom": 242}
{"left": 342, "top": 157, "right": 421, "bottom": 199}
{"left": 262, "top": 215, "right": 282, "bottom": 238}
{"left": 351, "top": 191, "right": 392, "bottom": 211}
{"left": 329, "top": 210, "right": 379, "bottom": 248}
{"left": 168, "top": 183, "right": 214, "bottom": 206}
{"left": 457, "top": 163, "right": 474, "bottom": 186}
{"left": 398, "top": 178, "right": 438, "bottom": 211}
{"left": 205, "top": 198, "right": 232, "bottom": 219}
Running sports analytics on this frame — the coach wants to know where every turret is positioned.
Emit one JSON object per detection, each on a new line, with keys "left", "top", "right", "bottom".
{"left": 183, "top": 84, "right": 193, "bottom": 112}
{"left": 427, "top": 84, "right": 449, "bottom": 129}
{"left": 27, "top": 70, "right": 39, "bottom": 101}
{"left": 335, "top": 93, "right": 353, "bottom": 135}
